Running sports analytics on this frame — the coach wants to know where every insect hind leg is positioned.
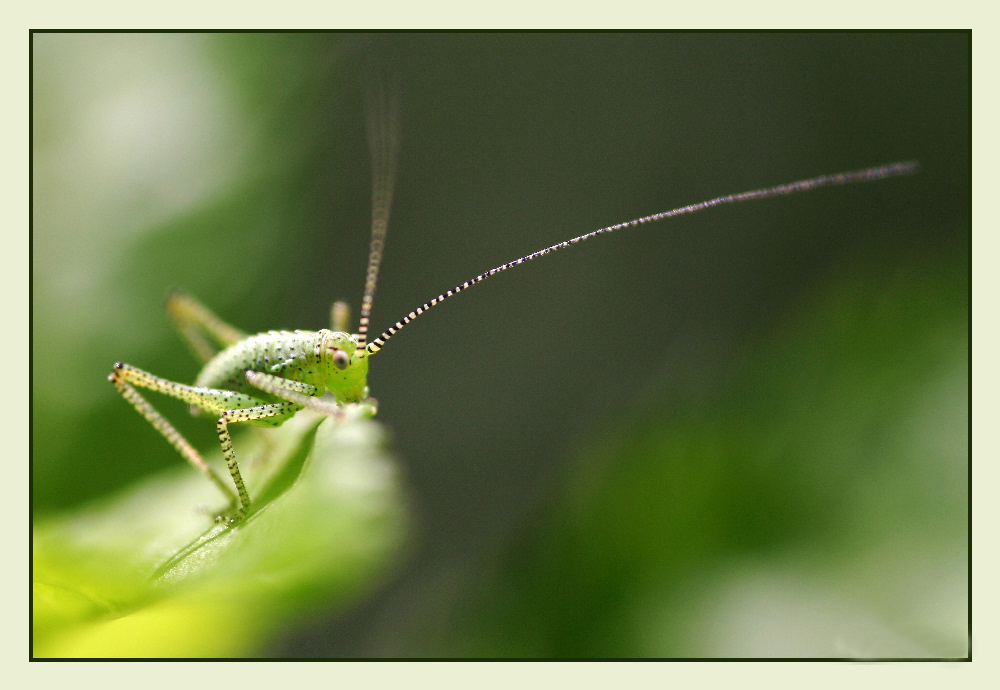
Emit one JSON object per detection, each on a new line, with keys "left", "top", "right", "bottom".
{"left": 331, "top": 301, "right": 351, "bottom": 333}
{"left": 166, "top": 288, "right": 248, "bottom": 364}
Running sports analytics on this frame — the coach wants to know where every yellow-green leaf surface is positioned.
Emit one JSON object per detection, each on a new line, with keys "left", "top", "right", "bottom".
{"left": 33, "top": 411, "right": 409, "bottom": 658}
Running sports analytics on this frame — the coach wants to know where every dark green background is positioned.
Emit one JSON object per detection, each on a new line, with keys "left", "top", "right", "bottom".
{"left": 33, "top": 32, "right": 968, "bottom": 657}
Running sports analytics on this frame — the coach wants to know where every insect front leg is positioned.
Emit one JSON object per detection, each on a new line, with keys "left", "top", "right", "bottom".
{"left": 245, "top": 371, "right": 346, "bottom": 420}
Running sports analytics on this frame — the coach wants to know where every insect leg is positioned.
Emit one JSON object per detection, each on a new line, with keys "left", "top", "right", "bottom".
{"left": 110, "top": 362, "right": 272, "bottom": 520}
{"left": 215, "top": 400, "right": 300, "bottom": 520}
{"left": 331, "top": 301, "right": 351, "bottom": 333}
{"left": 166, "top": 288, "right": 249, "bottom": 364}
{"left": 246, "top": 371, "right": 345, "bottom": 419}
{"left": 109, "top": 365, "right": 238, "bottom": 511}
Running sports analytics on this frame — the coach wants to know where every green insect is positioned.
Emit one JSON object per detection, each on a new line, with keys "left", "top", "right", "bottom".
{"left": 109, "top": 90, "right": 918, "bottom": 523}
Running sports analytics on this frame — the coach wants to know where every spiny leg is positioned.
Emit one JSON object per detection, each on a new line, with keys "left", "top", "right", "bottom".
{"left": 111, "top": 362, "right": 275, "bottom": 520}
{"left": 215, "top": 399, "right": 301, "bottom": 520}
{"left": 166, "top": 288, "right": 249, "bottom": 364}
{"left": 109, "top": 365, "right": 238, "bottom": 514}
{"left": 331, "top": 301, "right": 351, "bottom": 334}
{"left": 245, "top": 371, "right": 346, "bottom": 420}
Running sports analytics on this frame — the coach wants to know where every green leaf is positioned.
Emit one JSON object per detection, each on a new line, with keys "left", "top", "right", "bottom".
{"left": 33, "top": 411, "right": 409, "bottom": 658}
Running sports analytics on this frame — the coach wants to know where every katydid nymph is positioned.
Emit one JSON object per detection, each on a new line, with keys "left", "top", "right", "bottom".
{"left": 109, "top": 91, "right": 918, "bottom": 523}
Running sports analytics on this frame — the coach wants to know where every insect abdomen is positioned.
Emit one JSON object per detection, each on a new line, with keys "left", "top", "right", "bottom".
{"left": 195, "top": 330, "right": 326, "bottom": 399}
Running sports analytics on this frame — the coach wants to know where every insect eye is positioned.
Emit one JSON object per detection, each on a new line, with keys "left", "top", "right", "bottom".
{"left": 333, "top": 349, "right": 350, "bottom": 370}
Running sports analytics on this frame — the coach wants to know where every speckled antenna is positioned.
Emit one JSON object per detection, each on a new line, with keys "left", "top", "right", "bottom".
{"left": 110, "top": 81, "right": 918, "bottom": 525}
{"left": 356, "top": 79, "right": 400, "bottom": 353}
{"left": 365, "top": 160, "right": 919, "bottom": 356}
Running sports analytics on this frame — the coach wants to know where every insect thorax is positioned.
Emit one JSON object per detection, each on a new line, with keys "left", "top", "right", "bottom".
{"left": 194, "top": 329, "right": 369, "bottom": 403}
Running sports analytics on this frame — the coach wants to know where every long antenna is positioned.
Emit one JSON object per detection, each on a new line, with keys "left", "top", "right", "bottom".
{"left": 356, "top": 78, "right": 400, "bottom": 351}
{"left": 365, "top": 160, "right": 918, "bottom": 355}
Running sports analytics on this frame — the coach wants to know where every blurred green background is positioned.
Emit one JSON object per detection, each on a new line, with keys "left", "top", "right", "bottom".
{"left": 32, "top": 32, "right": 968, "bottom": 657}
